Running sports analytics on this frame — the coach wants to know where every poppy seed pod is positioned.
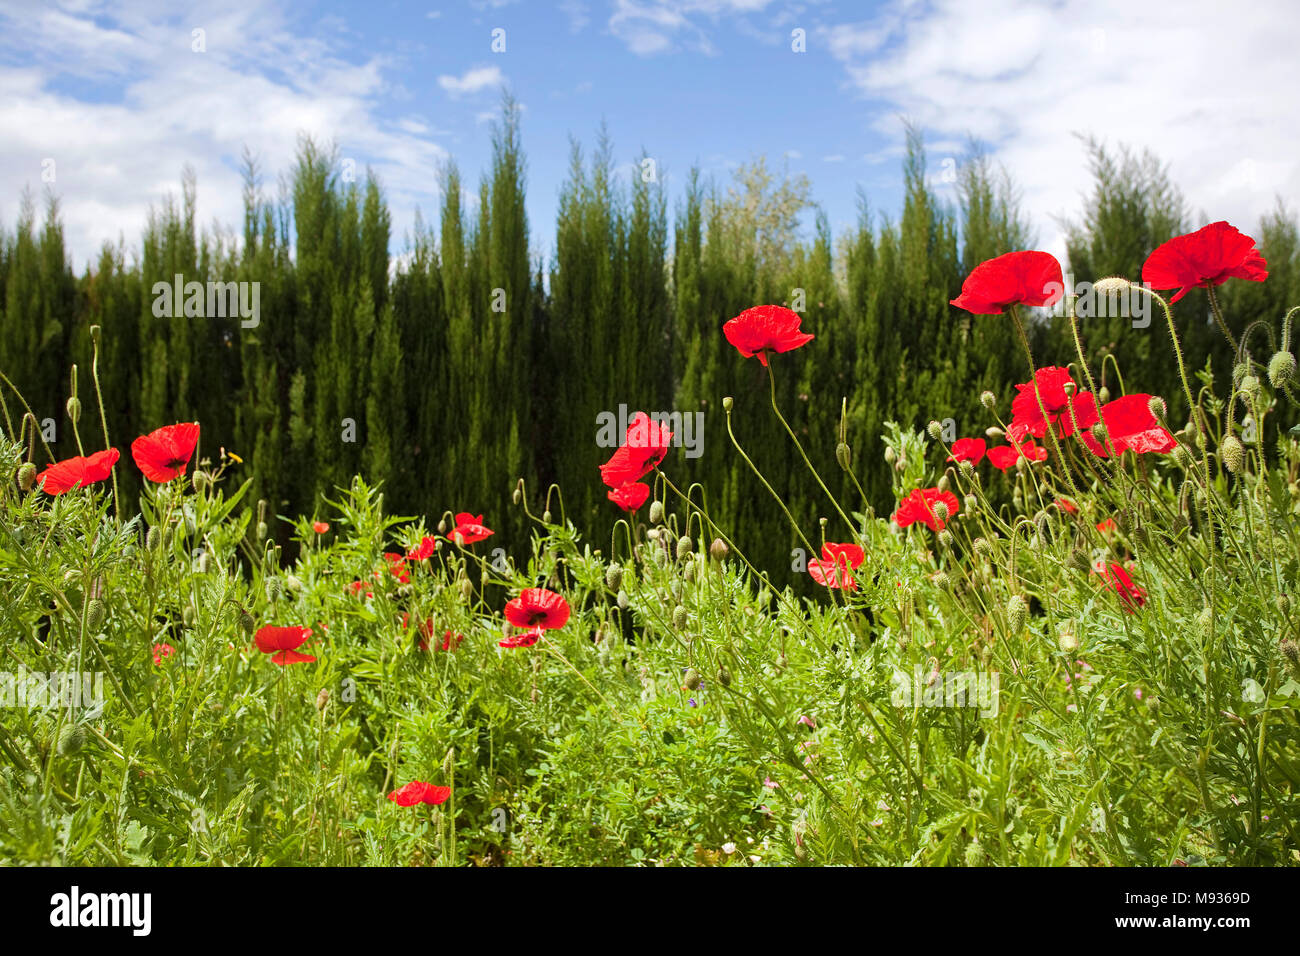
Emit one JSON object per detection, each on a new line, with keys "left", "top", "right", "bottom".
{"left": 673, "top": 605, "right": 688, "bottom": 630}
{"left": 683, "top": 667, "right": 701, "bottom": 690}
{"left": 17, "top": 462, "right": 36, "bottom": 492}
{"left": 1220, "top": 435, "right": 1244, "bottom": 474}
{"left": 980, "top": 391, "right": 997, "bottom": 411}
{"left": 710, "top": 537, "right": 728, "bottom": 562}
{"left": 1147, "top": 396, "right": 1166, "bottom": 420}
{"left": 835, "top": 441, "right": 851, "bottom": 471}
{"left": 649, "top": 500, "right": 664, "bottom": 525}
{"left": 717, "top": 665, "right": 732, "bottom": 688}
{"left": 1268, "top": 351, "right": 1296, "bottom": 387}
{"left": 1006, "top": 595, "right": 1028, "bottom": 635}
{"left": 605, "top": 564, "right": 623, "bottom": 591}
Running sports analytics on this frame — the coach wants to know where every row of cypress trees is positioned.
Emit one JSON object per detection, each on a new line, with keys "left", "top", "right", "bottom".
{"left": 2, "top": 101, "right": 1296, "bottom": 580}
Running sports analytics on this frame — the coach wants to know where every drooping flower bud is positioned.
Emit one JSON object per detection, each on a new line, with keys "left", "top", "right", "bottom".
{"left": 316, "top": 689, "right": 331, "bottom": 711}
{"left": 1268, "top": 351, "right": 1297, "bottom": 387}
{"left": 835, "top": 442, "right": 851, "bottom": 471}
{"left": 1197, "top": 606, "right": 1214, "bottom": 641}
{"left": 673, "top": 605, "right": 688, "bottom": 630}
{"left": 605, "top": 564, "right": 623, "bottom": 591}
{"left": 66, "top": 396, "right": 81, "bottom": 425}
{"left": 1280, "top": 637, "right": 1300, "bottom": 681}
{"left": 17, "top": 462, "right": 36, "bottom": 492}
{"left": 542, "top": 510, "right": 552, "bottom": 524}
{"left": 973, "top": 537, "right": 992, "bottom": 558}
{"left": 716, "top": 665, "right": 732, "bottom": 688}
{"left": 1098, "top": 386, "right": 1110, "bottom": 404}
{"left": 676, "top": 536, "right": 692, "bottom": 562}
{"left": 964, "top": 494, "right": 977, "bottom": 513}
{"left": 1006, "top": 595, "right": 1028, "bottom": 635}
{"left": 86, "top": 599, "right": 107, "bottom": 631}
{"left": 710, "top": 537, "right": 728, "bottom": 562}
{"left": 617, "top": 589, "right": 629, "bottom": 611}
{"left": 683, "top": 667, "right": 701, "bottom": 690}
{"left": 1220, "top": 435, "right": 1244, "bottom": 474}
{"left": 1240, "top": 375, "right": 1261, "bottom": 403}
{"left": 932, "top": 502, "right": 949, "bottom": 522}
{"left": 937, "top": 474, "right": 950, "bottom": 493}
{"left": 146, "top": 526, "right": 161, "bottom": 552}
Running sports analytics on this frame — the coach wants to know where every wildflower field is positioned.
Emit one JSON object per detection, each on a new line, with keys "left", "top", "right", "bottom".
{"left": 2, "top": 210, "right": 1299, "bottom": 869}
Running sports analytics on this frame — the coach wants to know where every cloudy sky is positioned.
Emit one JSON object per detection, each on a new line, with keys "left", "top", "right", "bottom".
{"left": 2, "top": 0, "right": 1297, "bottom": 270}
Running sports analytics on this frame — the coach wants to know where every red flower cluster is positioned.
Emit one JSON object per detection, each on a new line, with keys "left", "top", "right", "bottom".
{"left": 152, "top": 642, "right": 175, "bottom": 665}
{"left": 894, "top": 489, "right": 960, "bottom": 532}
{"left": 406, "top": 536, "right": 438, "bottom": 561}
{"left": 503, "top": 588, "right": 571, "bottom": 631}
{"left": 598, "top": 411, "right": 674, "bottom": 488}
{"left": 988, "top": 440, "right": 1047, "bottom": 472}
{"left": 35, "top": 422, "right": 201, "bottom": 496}
{"left": 1008, "top": 367, "right": 1097, "bottom": 442}
{"left": 1078, "top": 394, "right": 1176, "bottom": 458}
{"left": 1097, "top": 562, "right": 1147, "bottom": 613}
{"left": 723, "top": 305, "right": 815, "bottom": 366}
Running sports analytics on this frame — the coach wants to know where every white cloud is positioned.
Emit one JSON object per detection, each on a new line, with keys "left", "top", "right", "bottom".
{"left": 0, "top": 1, "right": 452, "bottom": 269}
{"left": 437, "top": 64, "right": 505, "bottom": 97}
{"left": 824, "top": 0, "right": 1300, "bottom": 263}
{"left": 822, "top": 153, "right": 845, "bottom": 163}
{"left": 607, "top": 0, "right": 778, "bottom": 55}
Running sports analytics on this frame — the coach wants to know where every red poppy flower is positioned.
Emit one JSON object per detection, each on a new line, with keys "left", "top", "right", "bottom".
{"left": 1142, "top": 221, "right": 1268, "bottom": 304}
{"left": 35, "top": 448, "right": 120, "bottom": 495}
{"left": 406, "top": 536, "right": 438, "bottom": 561}
{"left": 254, "top": 625, "right": 316, "bottom": 665}
{"left": 503, "top": 588, "right": 571, "bottom": 630}
{"left": 948, "top": 437, "right": 986, "bottom": 465}
{"left": 439, "top": 630, "right": 464, "bottom": 652}
{"left": 387, "top": 781, "right": 452, "bottom": 807}
{"left": 599, "top": 412, "right": 675, "bottom": 487}
{"left": 1096, "top": 518, "right": 1116, "bottom": 534}
{"left": 950, "top": 251, "right": 1064, "bottom": 315}
{"left": 131, "top": 422, "right": 200, "bottom": 483}
{"left": 808, "top": 559, "right": 857, "bottom": 589}
{"left": 987, "top": 441, "right": 1047, "bottom": 471}
{"left": 383, "top": 552, "right": 410, "bottom": 583}
{"left": 450, "top": 513, "right": 493, "bottom": 546}
{"left": 1008, "top": 367, "right": 1097, "bottom": 441}
{"left": 348, "top": 580, "right": 374, "bottom": 599}
{"left": 821, "top": 542, "right": 864, "bottom": 569}
{"left": 1055, "top": 498, "right": 1079, "bottom": 515}
{"left": 499, "top": 627, "right": 543, "bottom": 649}
{"left": 607, "top": 481, "right": 650, "bottom": 513}
{"left": 722, "top": 304, "right": 815, "bottom": 366}
{"left": 1077, "top": 394, "right": 1176, "bottom": 458}
{"left": 152, "top": 642, "right": 175, "bottom": 665}
{"left": 893, "top": 488, "right": 960, "bottom": 532}
{"left": 312, "top": 521, "right": 330, "bottom": 534}
{"left": 1098, "top": 562, "right": 1147, "bottom": 613}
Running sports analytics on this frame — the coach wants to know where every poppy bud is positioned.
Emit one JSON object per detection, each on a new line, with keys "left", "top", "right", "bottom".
{"left": 459, "top": 578, "right": 474, "bottom": 600}
{"left": 316, "top": 689, "right": 330, "bottom": 711}
{"left": 1098, "top": 386, "right": 1110, "bottom": 404}
{"left": 683, "top": 667, "right": 701, "bottom": 690}
{"left": 937, "top": 474, "right": 950, "bottom": 493}
{"left": 1278, "top": 594, "right": 1291, "bottom": 616}
{"left": 933, "top": 570, "right": 949, "bottom": 588}
{"left": 256, "top": 521, "right": 268, "bottom": 542}
{"left": 265, "top": 577, "right": 282, "bottom": 602}
{"left": 963, "top": 494, "right": 977, "bottom": 514}
{"left": 1240, "top": 375, "right": 1261, "bottom": 405}
{"left": 717, "top": 665, "right": 732, "bottom": 688}
{"left": 238, "top": 609, "right": 255, "bottom": 635}
{"left": 649, "top": 500, "right": 664, "bottom": 525}
{"left": 676, "top": 536, "right": 693, "bottom": 562}
{"left": 89, "top": 324, "right": 101, "bottom": 345}
{"left": 437, "top": 519, "right": 448, "bottom": 534}
{"left": 1057, "top": 624, "right": 1078, "bottom": 654}
{"left": 1220, "top": 435, "right": 1244, "bottom": 474}
{"left": 973, "top": 537, "right": 992, "bottom": 558}
{"left": 984, "top": 426, "right": 1004, "bottom": 440}
{"left": 617, "top": 589, "right": 629, "bottom": 611}
{"left": 835, "top": 441, "right": 851, "bottom": 471}
{"left": 927, "top": 420, "right": 943, "bottom": 440}
{"left": 146, "top": 526, "right": 161, "bottom": 552}
{"left": 606, "top": 564, "right": 623, "bottom": 591}
{"left": 937, "top": 530, "right": 952, "bottom": 549}
{"left": 710, "top": 538, "right": 728, "bottom": 563}
{"left": 1147, "top": 396, "right": 1166, "bottom": 420}
{"left": 671, "top": 579, "right": 683, "bottom": 603}
{"left": 58, "top": 724, "right": 87, "bottom": 756}
{"left": 193, "top": 470, "right": 211, "bottom": 493}
{"left": 86, "top": 599, "right": 107, "bottom": 631}
{"left": 959, "top": 461, "right": 974, "bottom": 482}
{"left": 683, "top": 559, "right": 696, "bottom": 582}
{"left": 1066, "top": 549, "right": 1090, "bottom": 572}
{"left": 66, "top": 396, "right": 81, "bottom": 424}
{"left": 1269, "top": 351, "right": 1296, "bottom": 387}
{"left": 933, "top": 502, "right": 949, "bottom": 522}
{"left": 980, "top": 391, "right": 997, "bottom": 411}
{"left": 1090, "top": 422, "right": 1107, "bottom": 445}
{"left": 722, "top": 396, "right": 733, "bottom": 413}
{"left": 1006, "top": 595, "right": 1028, "bottom": 635}
{"left": 17, "top": 462, "right": 36, "bottom": 492}
{"left": 1172, "top": 444, "right": 1193, "bottom": 469}
{"left": 542, "top": 510, "right": 552, "bottom": 524}
{"left": 673, "top": 605, "right": 688, "bottom": 630}
{"left": 197, "top": 552, "right": 211, "bottom": 574}
{"left": 183, "top": 603, "right": 197, "bottom": 627}
{"left": 964, "top": 840, "right": 986, "bottom": 868}
{"left": 257, "top": 498, "right": 268, "bottom": 524}
{"left": 513, "top": 487, "right": 522, "bottom": 505}
{"left": 1280, "top": 638, "right": 1300, "bottom": 681}
{"left": 884, "top": 447, "right": 896, "bottom": 465}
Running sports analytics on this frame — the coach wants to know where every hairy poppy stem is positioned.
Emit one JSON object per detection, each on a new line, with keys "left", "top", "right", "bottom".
{"left": 1204, "top": 284, "right": 1238, "bottom": 354}
{"left": 1008, "top": 305, "right": 1083, "bottom": 505}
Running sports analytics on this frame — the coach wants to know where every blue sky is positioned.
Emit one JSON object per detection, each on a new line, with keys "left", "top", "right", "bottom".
{"left": 2, "top": 0, "right": 1298, "bottom": 270}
